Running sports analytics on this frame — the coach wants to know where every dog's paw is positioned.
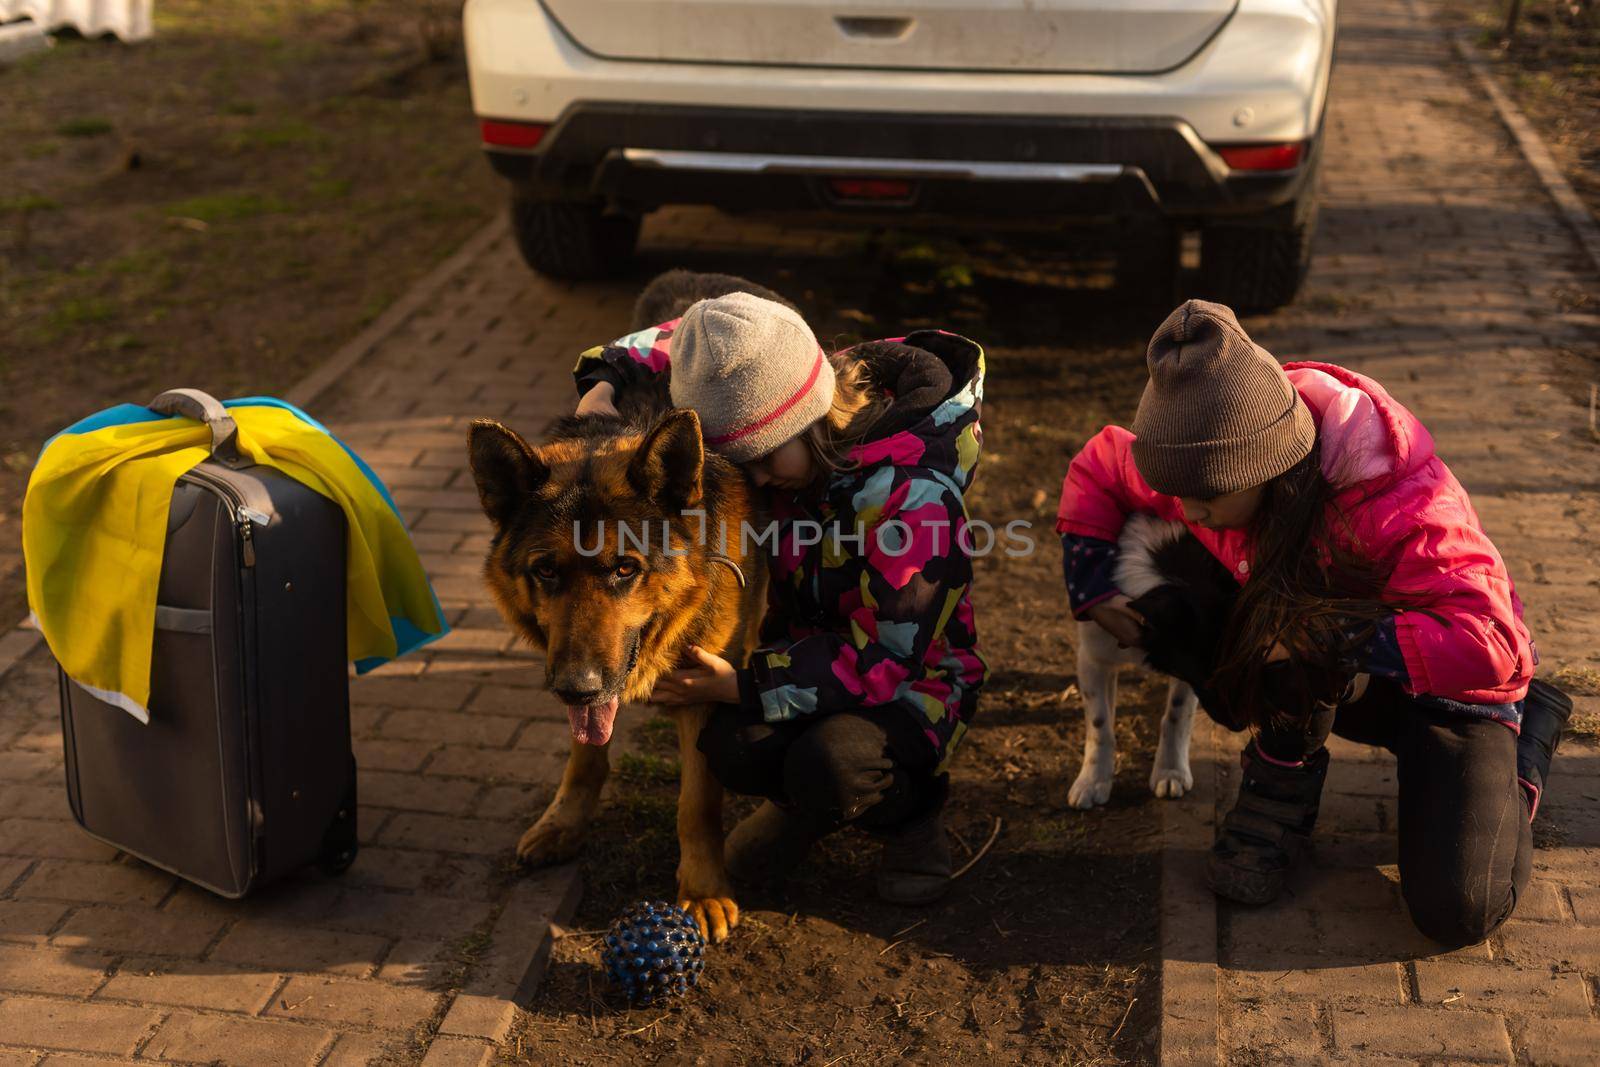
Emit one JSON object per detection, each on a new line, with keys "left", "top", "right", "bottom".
{"left": 678, "top": 894, "right": 740, "bottom": 944}
{"left": 1067, "top": 772, "right": 1113, "bottom": 810}
{"left": 676, "top": 855, "right": 739, "bottom": 943}
{"left": 515, "top": 816, "right": 586, "bottom": 867}
{"left": 1150, "top": 765, "right": 1194, "bottom": 799}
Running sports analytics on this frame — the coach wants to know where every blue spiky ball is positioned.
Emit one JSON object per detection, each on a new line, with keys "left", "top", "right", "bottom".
{"left": 601, "top": 901, "right": 706, "bottom": 1006}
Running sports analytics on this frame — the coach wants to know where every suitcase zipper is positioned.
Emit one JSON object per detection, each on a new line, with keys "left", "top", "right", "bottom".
{"left": 177, "top": 465, "right": 273, "bottom": 889}
{"left": 238, "top": 508, "right": 270, "bottom": 566}
{"left": 238, "top": 507, "right": 270, "bottom": 568}
{"left": 185, "top": 467, "right": 270, "bottom": 568}
{"left": 240, "top": 516, "right": 256, "bottom": 567}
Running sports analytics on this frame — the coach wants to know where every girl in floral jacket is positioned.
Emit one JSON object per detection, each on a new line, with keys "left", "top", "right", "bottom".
{"left": 1057, "top": 299, "right": 1572, "bottom": 946}
{"left": 575, "top": 290, "right": 987, "bottom": 905}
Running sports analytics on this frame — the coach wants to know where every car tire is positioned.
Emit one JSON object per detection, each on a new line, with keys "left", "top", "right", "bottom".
{"left": 510, "top": 194, "right": 641, "bottom": 280}
{"left": 1199, "top": 190, "right": 1319, "bottom": 313}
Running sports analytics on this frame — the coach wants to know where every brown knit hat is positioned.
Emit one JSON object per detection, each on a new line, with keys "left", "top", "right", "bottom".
{"left": 668, "top": 292, "right": 835, "bottom": 463}
{"left": 1131, "top": 300, "right": 1315, "bottom": 498}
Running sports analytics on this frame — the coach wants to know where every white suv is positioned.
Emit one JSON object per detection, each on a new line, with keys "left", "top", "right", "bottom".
{"left": 464, "top": 0, "right": 1336, "bottom": 310}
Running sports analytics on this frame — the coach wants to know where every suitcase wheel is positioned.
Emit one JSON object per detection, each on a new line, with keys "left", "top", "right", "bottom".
{"left": 315, "top": 760, "right": 360, "bottom": 878}
{"left": 318, "top": 846, "right": 357, "bottom": 877}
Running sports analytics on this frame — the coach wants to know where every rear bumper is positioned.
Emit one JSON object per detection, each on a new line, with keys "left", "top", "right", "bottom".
{"left": 464, "top": 0, "right": 1335, "bottom": 145}
{"left": 485, "top": 103, "right": 1320, "bottom": 222}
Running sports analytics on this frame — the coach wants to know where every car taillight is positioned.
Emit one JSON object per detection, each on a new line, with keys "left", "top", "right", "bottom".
{"left": 827, "top": 177, "right": 915, "bottom": 202}
{"left": 479, "top": 119, "right": 548, "bottom": 150}
{"left": 1216, "top": 142, "right": 1305, "bottom": 172}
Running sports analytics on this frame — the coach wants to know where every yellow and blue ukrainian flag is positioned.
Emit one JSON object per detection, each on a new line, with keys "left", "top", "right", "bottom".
{"left": 23, "top": 396, "right": 450, "bottom": 723}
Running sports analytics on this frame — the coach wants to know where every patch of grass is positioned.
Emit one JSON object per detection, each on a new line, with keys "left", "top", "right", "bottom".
{"left": 57, "top": 117, "right": 113, "bottom": 137}
{"left": 29, "top": 295, "right": 118, "bottom": 343}
{"left": 357, "top": 288, "right": 395, "bottom": 326}
{"left": 220, "top": 99, "right": 258, "bottom": 116}
{"left": 575, "top": 785, "right": 681, "bottom": 920}
{"left": 892, "top": 241, "right": 943, "bottom": 266}
{"left": 617, "top": 752, "right": 680, "bottom": 785}
{"left": 308, "top": 176, "right": 351, "bottom": 199}
{"left": 11, "top": 47, "right": 59, "bottom": 76}
{"left": 153, "top": 0, "right": 351, "bottom": 36}
{"left": 165, "top": 191, "right": 290, "bottom": 223}
{"left": 0, "top": 195, "right": 59, "bottom": 213}
{"left": 49, "top": 297, "right": 116, "bottom": 330}
{"left": 106, "top": 249, "right": 167, "bottom": 277}
{"left": 225, "top": 120, "right": 328, "bottom": 151}
{"left": 1022, "top": 814, "right": 1091, "bottom": 848}
{"left": 1304, "top": 291, "right": 1372, "bottom": 315}
{"left": 638, "top": 715, "right": 678, "bottom": 748}
{"left": 1550, "top": 666, "right": 1600, "bottom": 743}
{"left": 935, "top": 263, "right": 975, "bottom": 290}
{"left": 1570, "top": 713, "right": 1600, "bottom": 744}
{"left": 447, "top": 925, "right": 494, "bottom": 985}
{"left": 1553, "top": 665, "right": 1600, "bottom": 696}
{"left": 612, "top": 791, "right": 677, "bottom": 826}
{"left": 1512, "top": 69, "right": 1563, "bottom": 98}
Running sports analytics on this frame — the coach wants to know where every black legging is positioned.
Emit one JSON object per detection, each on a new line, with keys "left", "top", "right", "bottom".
{"left": 697, "top": 704, "right": 940, "bottom": 834}
{"left": 1241, "top": 677, "right": 1531, "bottom": 947}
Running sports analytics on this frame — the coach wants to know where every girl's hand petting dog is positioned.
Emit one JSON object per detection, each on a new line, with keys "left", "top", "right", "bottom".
{"left": 1088, "top": 595, "right": 1145, "bottom": 649}
{"left": 651, "top": 645, "right": 739, "bottom": 705}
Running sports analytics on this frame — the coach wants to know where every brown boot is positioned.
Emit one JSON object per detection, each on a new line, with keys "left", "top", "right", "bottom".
{"left": 724, "top": 801, "right": 820, "bottom": 888}
{"left": 873, "top": 789, "right": 953, "bottom": 905}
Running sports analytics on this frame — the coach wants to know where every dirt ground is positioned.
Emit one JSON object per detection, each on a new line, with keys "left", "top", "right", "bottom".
{"left": 1439, "top": 0, "right": 1600, "bottom": 217}
{"left": 503, "top": 240, "right": 1182, "bottom": 1066}
{"left": 0, "top": 0, "right": 494, "bottom": 623}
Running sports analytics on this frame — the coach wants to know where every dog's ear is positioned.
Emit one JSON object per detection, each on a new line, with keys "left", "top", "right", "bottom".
{"left": 628, "top": 409, "right": 704, "bottom": 510}
{"left": 468, "top": 419, "right": 549, "bottom": 529}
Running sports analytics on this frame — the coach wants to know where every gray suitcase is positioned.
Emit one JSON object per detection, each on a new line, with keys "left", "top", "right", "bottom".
{"left": 58, "top": 389, "right": 358, "bottom": 897}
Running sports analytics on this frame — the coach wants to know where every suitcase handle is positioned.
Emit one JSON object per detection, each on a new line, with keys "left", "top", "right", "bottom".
{"left": 149, "top": 389, "right": 245, "bottom": 467}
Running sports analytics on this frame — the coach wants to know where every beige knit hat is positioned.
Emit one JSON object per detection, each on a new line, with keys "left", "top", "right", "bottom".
{"left": 1131, "top": 299, "right": 1315, "bottom": 498}
{"left": 668, "top": 292, "right": 835, "bottom": 463}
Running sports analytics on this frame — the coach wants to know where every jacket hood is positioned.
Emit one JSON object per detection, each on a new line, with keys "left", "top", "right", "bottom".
{"left": 847, "top": 338, "right": 952, "bottom": 437}
{"left": 842, "top": 330, "right": 985, "bottom": 485}
{"left": 1286, "top": 361, "right": 1436, "bottom": 492}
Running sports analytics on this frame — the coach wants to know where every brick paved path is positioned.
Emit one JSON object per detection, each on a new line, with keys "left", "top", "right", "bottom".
{"left": 0, "top": 231, "right": 591, "bottom": 1066}
{"left": 1167, "top": 0, "right": 1600, "bottom": 1063}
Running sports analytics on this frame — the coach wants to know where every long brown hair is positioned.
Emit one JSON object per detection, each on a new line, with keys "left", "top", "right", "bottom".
{"left": 1209, "top": 443, "right": 1413, "bottom": 729}
{"left": 796, "top": 351, "right": 893, "bottom": 478}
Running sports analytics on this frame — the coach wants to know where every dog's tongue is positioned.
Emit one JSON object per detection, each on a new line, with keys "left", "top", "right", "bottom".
{"left": 567, "top": 696, "right": 620, "bottom": 746}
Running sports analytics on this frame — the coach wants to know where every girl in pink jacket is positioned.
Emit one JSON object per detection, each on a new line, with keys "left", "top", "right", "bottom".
{"left": 1057, "top": 300, "right": 1572, "bottom": 947}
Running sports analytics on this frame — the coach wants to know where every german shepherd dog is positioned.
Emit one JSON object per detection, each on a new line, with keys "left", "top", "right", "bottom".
{"left": 466, "top": 270, "right": 791, "bottom": 942}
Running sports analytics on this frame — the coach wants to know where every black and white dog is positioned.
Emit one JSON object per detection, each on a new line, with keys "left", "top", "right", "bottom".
{"left": 1068, "top": 515, "right": 1239, "bottom": 809}
{"left": 1069, "top": 515, "right": 1369, "bottom": 809}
